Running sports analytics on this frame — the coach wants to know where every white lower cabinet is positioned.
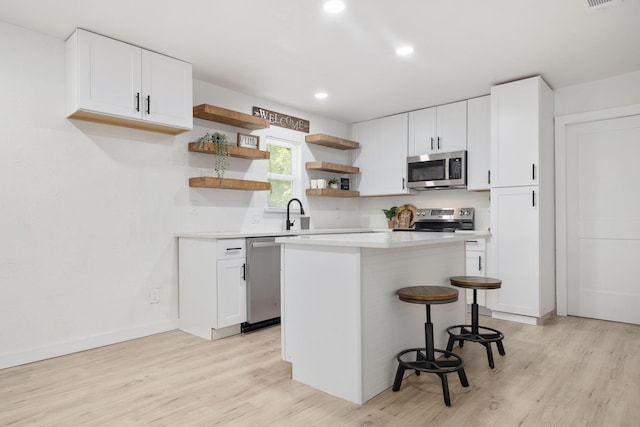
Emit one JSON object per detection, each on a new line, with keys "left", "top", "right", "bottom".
{"left": 487, "top": 186, "right": 555, "bottom": 322}
{"left": 465, "top": 239, "right": 486, "bottom": 306}
{"left": 216, "top": 257, "right": 247, "bottom": 329}
{"left": 178, "top": 238, "right": 246, "bottom": 339}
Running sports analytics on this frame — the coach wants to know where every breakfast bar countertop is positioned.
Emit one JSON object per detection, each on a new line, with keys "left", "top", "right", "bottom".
{"left": 276, "top": 230, "right": 491, "bottom": 249}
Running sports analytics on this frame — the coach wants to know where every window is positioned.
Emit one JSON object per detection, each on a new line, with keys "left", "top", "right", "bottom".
{"left": 266, "top": 137, "right": 301, "bottom": 209}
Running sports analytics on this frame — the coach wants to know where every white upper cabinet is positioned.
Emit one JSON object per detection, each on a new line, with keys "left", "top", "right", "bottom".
{"left": 408, "top": 100, "right": 467, "bottom": 156}
{"left": 141, "top": 50, "right": 193, "bottom": 130}
{"left": 490, "top": 76, "right": 552, "bottom": 187}
{"left": 466, "top": 95, "right": 491, "bottom": 190}
{"left": 66, "top": 29, "right": 192, "bottom": 135}
{"left": 352, "top": 113, "right": 409, "bottom": 196}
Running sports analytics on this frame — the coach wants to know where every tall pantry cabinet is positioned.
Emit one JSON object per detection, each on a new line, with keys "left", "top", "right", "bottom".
{"left": 486, "top": 76, "right": 556, "bottom": 324}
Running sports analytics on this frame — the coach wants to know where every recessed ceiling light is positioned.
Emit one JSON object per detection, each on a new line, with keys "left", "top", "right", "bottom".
{"left": 323, "top": 1, "right": 345, "bottom": 14}
{"left": 396, "top": 46, "right": 414, "bottom": 56}
{"left": 315, "top": 92, "right": 328, "bottom": 100}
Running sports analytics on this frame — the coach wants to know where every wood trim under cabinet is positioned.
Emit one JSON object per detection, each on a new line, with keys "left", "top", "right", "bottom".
{"left": 69, "top": 110, "right": 190, "bottom": 135}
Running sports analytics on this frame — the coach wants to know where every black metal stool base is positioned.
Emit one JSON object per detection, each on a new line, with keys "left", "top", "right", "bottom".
{"left": 392, "top": 348, "right": 469, "bottom": 407}
{"left": 446, "top": 324, "right": 505, "bottom": 369}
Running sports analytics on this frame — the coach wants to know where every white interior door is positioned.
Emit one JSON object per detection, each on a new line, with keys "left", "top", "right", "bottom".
{"left": 566, "top": 114, "right": 640, "bottom": 325}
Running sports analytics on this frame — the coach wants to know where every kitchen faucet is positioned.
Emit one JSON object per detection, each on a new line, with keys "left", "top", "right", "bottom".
{"left": 286, "top": 198, "right": 305, "bottom": 231}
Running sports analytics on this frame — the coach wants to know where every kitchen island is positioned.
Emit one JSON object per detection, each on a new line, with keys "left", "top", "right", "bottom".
{"left": 276, "top": 230, "right": 491, "bottom": 404}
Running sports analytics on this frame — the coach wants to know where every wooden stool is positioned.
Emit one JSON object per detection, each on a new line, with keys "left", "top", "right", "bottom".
{"left": 392, "top": 286, "right": 469, "bottom": 407}
{"left": 445, "top": 276, "right": 505, "bottom": 369}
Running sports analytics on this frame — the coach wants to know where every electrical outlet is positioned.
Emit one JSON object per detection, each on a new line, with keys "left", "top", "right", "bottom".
{"left": 149, "top": 288, "right": 160, "bottom": 304}
{"left": 251, "top": 215, "right": 261, "bottom": 224}
{"left": 335, "top": 208, "right": 341, "bottom": 219}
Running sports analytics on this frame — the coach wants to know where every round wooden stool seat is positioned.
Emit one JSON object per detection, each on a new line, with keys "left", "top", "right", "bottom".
{"left": 392, "top": 285, "right": 468, "bottom": 406}
{"left": 449, "top": 276, "right": 502, "bottom": 290}
{"left": 397, "top": 285, "right": 459, "bottom": 304}
{"left": 445, "top": 276, "right": 506, "bottom": 369}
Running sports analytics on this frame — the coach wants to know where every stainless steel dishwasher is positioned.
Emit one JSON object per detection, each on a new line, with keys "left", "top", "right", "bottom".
{"left": 242, "top": 236, "right": 281, "bottom": 332}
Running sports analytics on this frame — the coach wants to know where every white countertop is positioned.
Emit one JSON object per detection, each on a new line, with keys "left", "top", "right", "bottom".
{"left": 276, "top": 230, "right": 491, "bottom": 249}
{"left": 175, "top": 228, "right": 377, "bottom": 239}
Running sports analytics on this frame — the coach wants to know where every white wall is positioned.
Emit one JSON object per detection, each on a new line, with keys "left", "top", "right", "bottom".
{"left": 0, "top": 21, "right": 357, "bottom": 369}
{"left": 555, "top": 70, "right": 640, "bottom": 117}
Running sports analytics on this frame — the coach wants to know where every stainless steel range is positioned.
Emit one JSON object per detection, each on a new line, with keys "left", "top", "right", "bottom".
{"left": 396, "top": 207, "right": 475, "bottom": 232}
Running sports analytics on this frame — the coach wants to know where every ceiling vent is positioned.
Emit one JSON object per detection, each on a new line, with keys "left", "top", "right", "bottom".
{"left": 586, "top": 0, "right": 622, "bottom": 9}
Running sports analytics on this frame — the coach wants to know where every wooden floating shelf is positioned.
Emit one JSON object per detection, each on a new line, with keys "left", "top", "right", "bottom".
{"left": 188, "top": 142, "right": 270, "bottom": 160}
{"left": 306, "top": 188, "right": 360, "bottom": 198}
{"left": 193, "top": 104, "right": 269, "bottom": 130}
{"left": 305, "top": 161, "right": 359, "bottom": 174}
{"left": 190, "top": 177, "right": 271, "bottom": 191}
{"left": 305, "top": 134, "right": 360, "bottom": 150}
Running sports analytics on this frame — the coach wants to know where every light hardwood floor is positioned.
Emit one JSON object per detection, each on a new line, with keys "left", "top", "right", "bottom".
{"left": 1, "top": 315, "right": 639, "bottom": 426}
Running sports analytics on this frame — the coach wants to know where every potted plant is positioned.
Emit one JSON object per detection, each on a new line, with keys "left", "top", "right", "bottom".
{"left": 382, "top": 206, "right": 397, "bottom": 229}
{"left": 328, "top": 177, "right": 340, "bottom": 189}
{"left": 197, "top": 132, "right": 230, "bottom": 179}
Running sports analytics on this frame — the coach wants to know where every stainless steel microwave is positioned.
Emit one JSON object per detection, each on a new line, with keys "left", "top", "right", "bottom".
{"left": 406, "top": 150, "right": 467, "bottom": 190}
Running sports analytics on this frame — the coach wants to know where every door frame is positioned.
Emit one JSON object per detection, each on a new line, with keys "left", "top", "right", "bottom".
{"left": 555, "top": 103, "right": 640, "bottom": 316}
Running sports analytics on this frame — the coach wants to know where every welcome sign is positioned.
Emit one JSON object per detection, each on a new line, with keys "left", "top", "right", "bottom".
{"left": 252, "top": 107, "right": 310, "bottom": 133}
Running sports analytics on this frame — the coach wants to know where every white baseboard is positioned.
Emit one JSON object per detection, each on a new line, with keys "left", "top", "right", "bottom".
{"left": 491, "top": 311, "right": 541, "bottom": 325}
{"left": 0, "top": 320, "right": 178, "bottom": 370}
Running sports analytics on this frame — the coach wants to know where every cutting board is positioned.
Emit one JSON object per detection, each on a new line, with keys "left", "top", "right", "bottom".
{"left": 396, "top": 204, "right": 416, "bottom": 229}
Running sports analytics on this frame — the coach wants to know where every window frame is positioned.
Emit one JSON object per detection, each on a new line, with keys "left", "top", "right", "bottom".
{"left": 265, "top": 136, "right": 302, "bottom": 212}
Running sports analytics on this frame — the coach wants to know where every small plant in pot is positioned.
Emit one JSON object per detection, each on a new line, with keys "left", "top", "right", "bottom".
{"left": 382, "top": 206, "right": 397, "bottom": 229}
{"left": 197, "top": 132, "right": 230, "bottom": 180}
{"left": 328, "top": 177, "right": 340, "bottom": 189}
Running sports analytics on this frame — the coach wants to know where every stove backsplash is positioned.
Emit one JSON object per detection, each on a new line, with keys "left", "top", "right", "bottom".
{"left": 358, "top": 188, "right": 490, "bottom": 231}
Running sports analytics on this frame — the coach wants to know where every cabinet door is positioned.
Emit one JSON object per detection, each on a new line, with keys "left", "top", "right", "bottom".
{"left": 217, "top": 258, "right": 247, "bottom": 329}
{"left": 141, "top": 50, "right": 193, "bottom": 129}
{"left": 77, "top": 29, "right": 142, "bottom": 119}
{"left": 436, "top": 100, "right": 467, "bottom": 152}
{"left": 353, "top": 113, "right": 408, "bottom": 196}
{"left": 490, "top": 77, "right": 540, "bottom": 187}
{"left": 352, "top": 119, "right": 379, "bottom": 195}
{"left": 408, "top": 107, "right": 437, "bottom": 156}
{"left": 488, "top": 186, "right": 540, "bottom": 316}
{"left": 377, "top": 113, "right": 408, "bottom": 194}
{"left": 465, "top": 251, "right": 486, "bottom": 305}
{"left": 467, "top": 95, "right": 491, "bottom": 190}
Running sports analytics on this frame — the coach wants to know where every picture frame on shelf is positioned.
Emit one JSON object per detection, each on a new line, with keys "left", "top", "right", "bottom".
{"left": 237, "top": 133, "right": 260, "bottom": 149}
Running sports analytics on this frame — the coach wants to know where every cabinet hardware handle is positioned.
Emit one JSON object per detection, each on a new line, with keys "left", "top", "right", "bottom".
{"left": 532, "top": 163, "right": 536, "bottom": 180}
{"left": 430, "top": 137, "right": 434, "bottom": 150}
{"left": 242, "top": 263, "right": 246, "bottom": 281}
{"left": 437, "top": 136, "right": 441, "bottom": 150}
{"left": 488, "top": 170, "right": 491, "bottom": 185}
{"left": 466, "top": 240, "right": 478, "bottom": 243}
{"left": 479, "top": 255, "right": 482, "bottom": 271}
{"left": 146, "top": 95, "right": 150, "bottom": 114}
{"left": 402, "top": 177, "right": 405, "bottom": 189}
{"left": 135, "top": 92, "right": 140, "bottom": 112}
{"left": 532, "top": 190, "right": 536, "bottom": 207}
{"left": 226, "top": 247, "right": 242, "bottom": 251}
{"left": 251, "top": 242, "right": 280, "bottom": 248}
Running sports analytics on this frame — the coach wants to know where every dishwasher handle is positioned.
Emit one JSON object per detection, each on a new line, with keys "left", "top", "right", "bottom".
{"left": 250, "top": 241, "right": 281, "bottom": 248}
